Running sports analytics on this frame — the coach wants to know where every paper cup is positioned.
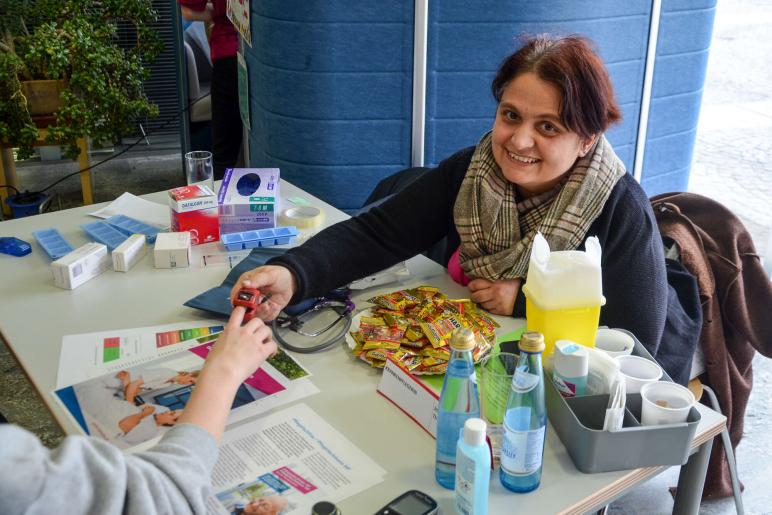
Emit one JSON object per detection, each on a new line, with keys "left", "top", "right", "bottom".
{"left": 595, "top": 328, "right": 635, "bottom": 358}
{"left": 640, "top": 381, "right": 695, "bottom": 425}
{"left": 616, "top": 355, "right": 662, "bottom": 393}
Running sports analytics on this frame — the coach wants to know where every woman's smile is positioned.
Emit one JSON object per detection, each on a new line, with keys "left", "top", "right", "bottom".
{"left": 505, "top": 150, "right": 540, "bottom": 165}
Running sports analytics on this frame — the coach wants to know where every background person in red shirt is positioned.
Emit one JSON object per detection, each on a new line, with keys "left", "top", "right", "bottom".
{"left": 179, "top": 0, "right": 243, "bottom": 180}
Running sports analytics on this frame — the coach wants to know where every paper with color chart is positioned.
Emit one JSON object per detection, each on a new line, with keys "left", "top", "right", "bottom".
{"left": 56, "top": 320, "right": 227, "bottom": 387}
{"left": 53, "top": 334, "right": 317, "bottom": 451}
{"left": 205, "top": 403, "right": 385, "bottom": 515}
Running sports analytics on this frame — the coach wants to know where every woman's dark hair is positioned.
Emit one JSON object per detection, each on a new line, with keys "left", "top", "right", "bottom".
{"left": 491, "top": 34, "right": 622, "bottom": 139}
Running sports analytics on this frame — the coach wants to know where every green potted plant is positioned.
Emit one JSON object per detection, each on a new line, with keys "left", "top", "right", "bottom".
{"left": 0, "top": 0, "right": 163, "bottom": 160}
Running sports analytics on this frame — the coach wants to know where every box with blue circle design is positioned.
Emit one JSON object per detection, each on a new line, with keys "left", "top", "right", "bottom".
{"left": 217, "top": 168, "right": 280, "bottom": 234}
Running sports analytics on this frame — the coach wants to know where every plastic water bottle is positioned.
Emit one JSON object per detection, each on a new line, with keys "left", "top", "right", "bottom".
{"left": 435, "top": 327, "right": 480, "bottom": 489}
{"left": 500, "top": 331, "right": 546, "bottom": 493}
{"left": 455, "top": 418, "right": 491, "bottom": 515}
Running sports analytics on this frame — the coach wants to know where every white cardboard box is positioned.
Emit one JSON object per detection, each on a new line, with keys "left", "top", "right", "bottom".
{"left": 112, "top": 234, "right": 147, "bottom": 272}
{"left": 52, "top": 242, "right": 110, "bottom": 289}
{"left": 217, "top": 168, "right": 280, "bottom": 233}
{"left": 377, "top": 359, "right": 440, "bottom": 438}
{"left": 153, "top": 232, "right": 191, "bottom": 268}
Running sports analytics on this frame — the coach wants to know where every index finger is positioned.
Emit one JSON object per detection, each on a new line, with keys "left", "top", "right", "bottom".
{"left": 228, "top": 305, "right": 247, "bottom": 329}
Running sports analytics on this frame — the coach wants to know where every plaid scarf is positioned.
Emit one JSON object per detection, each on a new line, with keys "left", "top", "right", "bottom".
{"left": 453, "top": 131, "right": 625, "bottom": 280}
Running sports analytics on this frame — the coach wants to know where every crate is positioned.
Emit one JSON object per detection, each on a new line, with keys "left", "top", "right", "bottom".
{"left": 546, "top": 329, "right": 700, "bottom": 473}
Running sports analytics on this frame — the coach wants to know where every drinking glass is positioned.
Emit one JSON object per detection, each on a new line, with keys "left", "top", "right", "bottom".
{"left": 184, "top": 150, "right": 214, "bottom": 191}
{"left": 479, "top": 351, "right": 518, "bottom": 463}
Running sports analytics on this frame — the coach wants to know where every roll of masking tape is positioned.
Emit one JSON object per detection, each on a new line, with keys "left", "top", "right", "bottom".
{"left": 279, "top": 206, "right": 324, "bottom": 229}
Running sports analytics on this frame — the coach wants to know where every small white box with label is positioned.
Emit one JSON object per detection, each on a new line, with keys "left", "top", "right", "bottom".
{"left": 153, "top": 232, "right": 191, "bottom": 268}
{"left": 112, "top": 234, "right": 147, "bottom": 272}
{"left": 52, "top": 242, "right": 110, "bottom": 289}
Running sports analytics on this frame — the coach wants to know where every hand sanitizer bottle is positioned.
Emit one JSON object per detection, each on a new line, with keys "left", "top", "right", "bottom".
{"left": 500, "top": 331, "right": 546, "bottom": 493}
{"left": 435, "top": 328, "right": 481, "bottom": 489}
{"left": 455, "top": 418, "right": 491, "bottom": 514}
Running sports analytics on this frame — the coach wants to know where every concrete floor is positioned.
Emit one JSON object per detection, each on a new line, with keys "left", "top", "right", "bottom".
{"left": 2, "top": 0, "right": 770, "bottom": 512}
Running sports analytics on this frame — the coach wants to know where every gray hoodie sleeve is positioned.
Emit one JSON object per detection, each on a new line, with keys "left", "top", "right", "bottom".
{"left": 0, "top": 423, "right": 219, "bottom": 515}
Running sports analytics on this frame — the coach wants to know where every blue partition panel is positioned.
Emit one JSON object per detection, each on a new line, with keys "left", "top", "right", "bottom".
{"left": 641, "top": 0, "right": 717, "bottom": 195}
{"left": 242, "top": 1, "right": 714, "bottom": 210}
{"left": 425, "top": 0, "right": 651, "bottom": 172}
{"left": 245, "top": 2, "right": 414, "bottom": 212}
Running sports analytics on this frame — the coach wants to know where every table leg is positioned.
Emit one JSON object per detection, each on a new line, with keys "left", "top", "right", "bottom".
{"left": 76, "top": 137, "right": 93, "bottom": 205}
{"left": 1, "top": 148, "right": 19, "bottom": 217}
{"left": 673, "top": 437, "right": 714, "bottom": 515}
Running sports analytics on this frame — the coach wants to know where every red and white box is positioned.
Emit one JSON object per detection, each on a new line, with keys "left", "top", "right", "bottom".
{"left": 168, "top": 184, "right": 220, "bottom": 245}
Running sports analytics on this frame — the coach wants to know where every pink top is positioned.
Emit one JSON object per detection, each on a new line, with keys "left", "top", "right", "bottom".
{"left": 447, "top": 246, "right": 471, "bottom": 286}
{"left": 179, "top": 0, "right": 238, "bottom": 61}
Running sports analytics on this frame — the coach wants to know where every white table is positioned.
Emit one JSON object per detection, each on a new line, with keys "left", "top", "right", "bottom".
{"left": 0, "top": 180, "right": 725, "bottom": 514}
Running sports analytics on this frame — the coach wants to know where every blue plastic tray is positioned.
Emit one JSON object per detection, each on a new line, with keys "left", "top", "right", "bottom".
{"left": 220, "top": 226, "right": 298, "bottom": 251}
{"left": 105, "top": 215, "right": 161, "bottom": 243}
{"left": 32, "top": 228, "right": 75, "bottom": 260}
{"left": 80, "top": 221, "right": 129, "bottom": 251}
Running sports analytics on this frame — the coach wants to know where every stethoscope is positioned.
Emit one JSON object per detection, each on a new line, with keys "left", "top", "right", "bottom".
{"left": 271, "top": 288, "right": 354, "bottom": 353}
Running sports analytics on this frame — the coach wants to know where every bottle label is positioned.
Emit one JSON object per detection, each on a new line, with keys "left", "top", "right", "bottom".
{"left": 511, "top": 366, "right": 539, "bottom": 393}
{"left": 500, "top": 424, "right": 546, "bottom": 474}
{"left": 455, "top": 449, "right": 476, "bottom": 515}
{"left": 552, "top": 374, "right": 577, "bottom": 397}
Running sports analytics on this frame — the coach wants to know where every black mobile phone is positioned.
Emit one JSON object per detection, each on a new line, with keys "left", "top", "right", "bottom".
{"left": 374, "top": 490, "right": 439, "bottom": 515}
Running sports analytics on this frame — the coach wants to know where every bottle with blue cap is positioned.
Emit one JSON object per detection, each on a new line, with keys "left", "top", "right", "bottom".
{"left": 500, "top": 331, "right": 546, "bottom": 493}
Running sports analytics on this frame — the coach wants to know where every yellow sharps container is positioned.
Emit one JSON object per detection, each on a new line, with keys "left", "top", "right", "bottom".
{"left": 521, "top": 233, "right": 606, "bottom": 357}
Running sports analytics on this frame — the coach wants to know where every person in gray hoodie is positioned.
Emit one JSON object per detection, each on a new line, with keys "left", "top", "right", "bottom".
{"left": 0, "top": 306, "right": 276, "bottom": 515}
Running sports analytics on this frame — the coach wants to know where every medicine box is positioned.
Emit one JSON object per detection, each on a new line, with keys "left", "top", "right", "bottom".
{"left": 153, "top": 232, "right": 191, "bottom": 269}
{"left": 217, "top": 168, "right": 280, "bottom": 233}
{"left": 168, "top": 184, "right": 220, "bottom": 245}
{"left": 52, "top": 242, "right": 110, "bottom": 289}
{"left": 112, "top": 234, "right": 147, "bottom": 272}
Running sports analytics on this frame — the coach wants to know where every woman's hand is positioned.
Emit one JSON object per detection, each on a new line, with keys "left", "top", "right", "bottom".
{"left": 229, "top": 265, "right": 296, "bottom": 321}
{"left": 468, "top": 278, "right": 522, "bottom": 316}
{"left": 204, "top": 306, "right": 277, "bottom": 386}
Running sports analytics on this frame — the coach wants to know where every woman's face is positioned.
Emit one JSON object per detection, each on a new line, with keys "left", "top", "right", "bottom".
{"left": 491, "top": 72, "right": 596, "bottom": 198}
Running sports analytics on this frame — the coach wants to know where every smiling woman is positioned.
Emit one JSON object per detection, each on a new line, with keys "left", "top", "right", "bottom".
{"left": 227, "top": 34, "right": 698, "bottom": 383}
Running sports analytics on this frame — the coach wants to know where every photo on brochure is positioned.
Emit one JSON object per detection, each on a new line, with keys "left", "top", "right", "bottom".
{"left": 215, "top": 467, "right": 315, "bottom": 515}
{"left": 194, "top": 331, "right": 310, "bottom": 381}
{"left": 53, "top": 341, "right": 306, "bottom": 450}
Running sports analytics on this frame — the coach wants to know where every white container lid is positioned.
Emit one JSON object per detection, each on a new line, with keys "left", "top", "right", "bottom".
{"left": 554, "top": 340, "right": 589, "bottom": 377}
{"left": 463, "top": 418, "right": 487, "bottom": 446}
{"left": 522, "top": 232, "right": 606, "bottom": 310}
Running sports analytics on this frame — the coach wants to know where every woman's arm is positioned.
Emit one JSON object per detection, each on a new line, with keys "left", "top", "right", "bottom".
{"left": 592, "top": 176, "right": 668, "bottom": 355}
{"left": 265, "top": 148, "right": 473, "bottom": 303}
{"left": 0, "top": 423, "right": 218, "bottom": 515}
{"left": 0, "top": 307, "right": 277, "bottom": 515}
{"left": 179, "top": 4, "right": 213, "bottom": 23}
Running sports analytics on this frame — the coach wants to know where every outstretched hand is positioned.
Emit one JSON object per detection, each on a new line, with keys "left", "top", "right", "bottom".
{"left": 467, "top": 277, "right": 522, "bottom": 316}
{"left": 205, "top": 306, "right": 277, "bottom": 385}
{"left": 179, "top": 306, "right": 278, "bottom": 441}
{"left": 229, "top": 265, "right": 296, "bottom": 321}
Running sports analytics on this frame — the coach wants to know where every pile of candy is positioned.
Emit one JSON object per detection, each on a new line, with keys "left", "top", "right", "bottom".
{"left": 349, "top": 286, "right": 498, "bottom": 375}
